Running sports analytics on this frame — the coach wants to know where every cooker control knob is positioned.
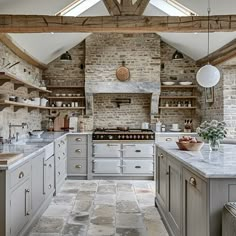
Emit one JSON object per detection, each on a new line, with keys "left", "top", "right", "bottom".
{"left": 108, "top": 135, "right": 113, "bottom": 140}
{"left": 130, "top": 135, "right": 132, "bottom": 139}
{"left": 134, "top": 135, "right": 136, "bottom": 139}
{"left": 146, "top": 135, "right": 149, "bottom": 139}
{"left": 137, "top": 135, "right": 140, "bottom": 139}
{"left": 151, "top": 135, "right": 154, "bottom": 139}
{"left": 126, "top": 135, "right": 129, "bottom": 139}
{"left": 122, "top": 135, "right": 125, "bottom": 139}
{"left": 141, "top": 135, "right": 144, "bottom": 139}
{"left": 118, "top": 135, "right": 121, "bottom": 139}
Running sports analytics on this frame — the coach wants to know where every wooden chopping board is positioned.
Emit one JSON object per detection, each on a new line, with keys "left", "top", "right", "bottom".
{"left": 54, "top": 115, "right": 64, "bottom": 131}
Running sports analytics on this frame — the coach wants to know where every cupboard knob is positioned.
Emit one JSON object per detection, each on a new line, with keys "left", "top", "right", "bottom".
{"left": 166, "top": 138, "right": 172, "bottom": 141}
{"left": 58, "top": 171, "right": 61, "bottom": 176}
{"left": 61, "top": 140, "right": 65, "bottom": 144}
{"left": 58, "top": 156, "right": 61, "bottom": 160}
{"left": 19, "top": 171, "right": 24, "bottom": 179}
{"left": 58, "top": 144, "right": 61, "bottom": 147}
{"left": 75, "top": 138, "right": 81, "bottom": 141}
{"left": 75, "top": 164, "right": 82, "bottom": 169}
{"left": 26, "top": 189, "right": 30, "bottom": 193}
{"left": 75, "top": 149, "right": 81, "bottom": 153}
{"left": 49, "top": 164, "right": 52, "bottom": 168}
{"left": 160, "top": 154, "right": 163, "bottom": 159}
{"left": 48, "top": 184, "right": 52, "bottom": 189}
{"left": 189, "top": 177, "right": 197, "bottom": 187}
{"left": 166, "top": 171, "right": 169, "bottom": 175}
{"left": 26, "top": 212, "right": 30, "bottom": 216}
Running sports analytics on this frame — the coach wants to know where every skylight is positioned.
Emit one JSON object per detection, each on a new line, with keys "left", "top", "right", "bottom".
{"left": 57, "top": 0, "right": 101, "bottom": 16}
{"left": 167, "top": 0, "right": 197, "bottom": 16}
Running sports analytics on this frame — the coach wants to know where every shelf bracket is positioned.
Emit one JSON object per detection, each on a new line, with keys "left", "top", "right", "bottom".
{"left": 14, "top": 106, "right": 25, "bottom": 112}
{"left": 14, "top": 84, "right": 24, "bottom": 90}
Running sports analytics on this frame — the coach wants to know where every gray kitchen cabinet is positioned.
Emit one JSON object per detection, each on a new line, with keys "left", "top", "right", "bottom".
{"left": 67, "top": 134, "right": 92, "bottom": 179}
{"left": 31, "top": 151, "right": 45, "bottom": 215}
{"left": 182, "top": 168, "right": 207, "bottom": 236}
{"left": 157, "top": 150, "right": 182, "bottom": 236}
{"left": 167, "top": 157, "right": 182, "bottom": 236}
{"left": 158, "top": 151, "right": 167, "bottom": 209}
{"left": 10, "top": 177, "right": 31, "bottom": 236}
{"left": 44, "top": 154, "right": 55, "bottom": 198}
{"left": 55, "top": 135, "right": 67, "bottom": 192}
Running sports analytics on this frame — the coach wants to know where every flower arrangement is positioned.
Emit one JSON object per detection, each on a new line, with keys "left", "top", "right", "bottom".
{"left": 196, "top": 120, "right": 227, "bottom": 150}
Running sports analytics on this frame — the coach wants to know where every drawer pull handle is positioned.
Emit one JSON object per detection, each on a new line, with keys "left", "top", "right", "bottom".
{"left": 58, "top": 156, "right": 61, "bottom": 160}
{"left": 107, "top": 144, "right": 119, "bottom": 146}
{"left": 189, "top": 177, "right": 197, "bottom": 187}
{"left": 58, "top": 144, "right": 61, "bottom": 147}
{"left": 160, "top": 154, "right": 163, "bottom": 159}
{"left": 75, "top": 164, "right": 82, "bottom": 169}
{"left": 135, "top": 150, "right": 141, "bottom": 152}
{"left": 63, "top": 152, "right": 65, "bottom": 156}
{"left": 135, "top": 166, "right": 141, "bottom": 168}
{"left": 61, "top": 140, "right": 65, "bottom": 144}
{"left": 166, "top": 171, "right": 169, "bottom": 175}
{"left": 166, "top": 138, "right": 172, "bottom": 141}
{"left": 19, "top": 171, "right": 24, "bottom": 179}
{"left": 26, "top": 189, "right": 30, "bottom": 193}
{"left": 75, "top": 138, "right": 81, "bottom": 141}
{"left": 75, "top": 149, "right": 81, "bottom": 153}
{"left": 58, "top": 171, "right": 61, "bottom": 176}
{"left": 26, "top": 212, "right": 30, "bottom": 216}
{"left": 48, "top": 184, "right": 52, "bottom": 189}
{"left": 49, "top": 164, "right": 52, "bottom": 168}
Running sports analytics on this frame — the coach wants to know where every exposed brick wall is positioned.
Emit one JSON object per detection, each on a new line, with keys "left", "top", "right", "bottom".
{"left": 160, "top": 41, "right": 201, "bottom": 131}
{"left": 93, "top": 93, "right": 151, "bottom": 129}
{"left": 0, "top": 42, "right": 43, "bottom": 139}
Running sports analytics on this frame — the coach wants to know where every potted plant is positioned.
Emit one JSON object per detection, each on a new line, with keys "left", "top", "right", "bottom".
{"left": 196, "top": 120, "right": 227, "bottom": 151}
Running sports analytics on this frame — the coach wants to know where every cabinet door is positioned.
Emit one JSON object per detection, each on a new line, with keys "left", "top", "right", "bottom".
{"left": 32, "top": 152, "right": 45, "bottom": 214}
{"left": 167, "top": 157, "right": 182, "bottom": 236}
{"left": 123, "top": 144, "right": 154, "bottom": 158}
{"left": 183, "top": 168, "right": 207, "bottom": 236}
{"left": 10, "top": 179, "right": 31, "bottom": 236}
{"left": 93, "top": 144, "right": 121, "bottom": 158}
{"left": 158, "top": 152, "right": 167, "bottom": 208}
{"left": 44, "top": 155, "right": 55, "bottom": 197}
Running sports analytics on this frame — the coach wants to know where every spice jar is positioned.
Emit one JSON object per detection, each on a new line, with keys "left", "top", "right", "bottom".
{"left": 161, "top": 124, "right": 166, "bottom": 132}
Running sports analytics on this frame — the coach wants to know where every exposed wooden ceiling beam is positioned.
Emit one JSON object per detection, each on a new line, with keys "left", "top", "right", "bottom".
{"left": 0, "top": 33, "right": 47, "bottom": 70}
{"left": 197, "top": 39, "right": 236, "bottom": 66}
{"left": 103, "top": 0, "right": 121, "bottom": 16}
{"left": 0, "top": 14, "right": 236, "bottom": 33}
{"left": 134, "top": 0, "right": 150, "bottom": 16}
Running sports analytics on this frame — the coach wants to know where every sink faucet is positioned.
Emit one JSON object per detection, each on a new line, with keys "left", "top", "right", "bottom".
{"left": 8, "top": 123, "right": 28, "bottom": 143}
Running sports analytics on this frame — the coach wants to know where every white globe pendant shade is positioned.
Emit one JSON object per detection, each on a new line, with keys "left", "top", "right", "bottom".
{"left": 196, "top": 64, "right": 220, "bottom": 88}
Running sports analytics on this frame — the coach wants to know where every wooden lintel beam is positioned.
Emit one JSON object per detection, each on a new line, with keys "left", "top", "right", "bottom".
{"left": 0, "top": 14, "right": 236, "bottom": 33}
{"left": 197, "top": 38, "right": 236, "bottom": 66}
{"left": 0, "top": 33, "right": 47, "bottom": 70}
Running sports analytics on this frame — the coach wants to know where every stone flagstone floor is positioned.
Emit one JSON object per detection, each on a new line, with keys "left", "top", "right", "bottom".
{"left": 28, "top": 180, "right": 169, "bottom": 236}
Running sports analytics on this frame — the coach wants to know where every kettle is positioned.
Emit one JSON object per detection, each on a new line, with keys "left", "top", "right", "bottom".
{"left": 141, "top": 122, "right": 149, "bottom": 129}
{"left": 40, "top": 98, "right": 48, "bottom": 107}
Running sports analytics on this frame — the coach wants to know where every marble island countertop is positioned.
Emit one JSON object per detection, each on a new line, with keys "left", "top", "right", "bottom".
{"left": 0, "top": 131, "right": 92, "bottom": 170}
{"left": 157, "top": 142, "right": 236, "bottom": 178}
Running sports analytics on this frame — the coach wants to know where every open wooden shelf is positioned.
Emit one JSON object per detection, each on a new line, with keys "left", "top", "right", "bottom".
{"left": 159, "top": 96, "right": 197, "bottom": 99}
{"left": 47, "top": 85, "right": 84, "bottom": 89}
{"left": 159, "top": 106, "right": 197, "bottom": 109}
{"left": 47, "top": 96, "right": 85, "bottom": 99}
{"left": 0, "top": 100, "right": 49, "bottom": 112}
{"left": 161, "top": 85, "right": 197, "bottom": 89}
{"left": 0, "top": 72, "right": 52, "bottom": 93}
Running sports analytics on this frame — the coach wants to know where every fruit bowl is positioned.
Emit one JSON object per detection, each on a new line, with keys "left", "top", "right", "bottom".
{"left": 162, "top": 81, "right": 175, "bottom": 85}
{"left": 176, "top": 141, "right": 204, "bottom": 151}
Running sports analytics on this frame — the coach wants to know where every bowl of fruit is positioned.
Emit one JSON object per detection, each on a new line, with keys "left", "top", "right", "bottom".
{"left": 176, "top": 136, "right": 204, "bottom": 151}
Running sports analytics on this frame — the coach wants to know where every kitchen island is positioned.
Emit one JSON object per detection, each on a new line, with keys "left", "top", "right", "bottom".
{"left": 156, "top": 142, "right": 236, "bottom": 236}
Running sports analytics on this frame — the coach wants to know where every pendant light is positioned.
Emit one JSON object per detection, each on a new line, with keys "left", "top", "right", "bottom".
{"left": 196, "top": 1, "right": 220, "bottom": 88}
{"left": 172, "top": 50, "right": 184, "bottom": 60}
{"left": 60, "top": 51, "right": 72, "bottom": 61}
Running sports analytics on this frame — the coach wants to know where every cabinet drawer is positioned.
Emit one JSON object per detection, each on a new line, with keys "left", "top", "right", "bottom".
{"left": 56, "top": 159, "right": 66, "bottom": 184}
{"left": 68, "top": 135, "right": 87, "bottom": 144}
{"left": 67, "top": 159, "right": 87, "bottom": 175}
{"left": 10, "top": 161, "right": 31, "bottom": 189}
{"left": 123, "top": 160, "right": 153, "bottom": 174}
{"left": 123, "top": 144, "right": 154, "bottom": 158}
{"left": 55, "top": 149, "right": 67, "bottom": 166}
{"left": 68, "top": 144, "right": 87, "bottom": 158}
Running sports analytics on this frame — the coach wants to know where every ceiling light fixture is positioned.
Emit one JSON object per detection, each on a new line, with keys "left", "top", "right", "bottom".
{"left": 196, "top": 1, "right": 220, "bottom": 88}
{"left": 172, "top": 50, "right": 184, "bottom": 60}
{"left": 60, "top": 51, "right": 72, "bottom": 62}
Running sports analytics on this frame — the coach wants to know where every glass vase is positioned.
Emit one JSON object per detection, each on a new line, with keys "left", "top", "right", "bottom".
{"left": 209, "top": 139, "right": 220, "bottom": 151}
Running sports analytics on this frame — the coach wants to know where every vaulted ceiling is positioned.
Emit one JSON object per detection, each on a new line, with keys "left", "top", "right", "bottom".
{"left": 0, "top": 0, "right": 235, "bottom": 65}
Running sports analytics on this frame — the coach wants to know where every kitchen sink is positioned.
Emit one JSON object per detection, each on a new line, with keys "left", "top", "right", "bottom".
{"left": 0, "top": 152, "right": 24, "bottom": 165}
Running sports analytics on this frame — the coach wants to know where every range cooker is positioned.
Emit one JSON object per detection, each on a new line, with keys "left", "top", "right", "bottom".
{"left": 92, "top": 128, "right": 155, "bottom": 141}
{"left": 92, "top": 128, "right": 155, "bottom": 178}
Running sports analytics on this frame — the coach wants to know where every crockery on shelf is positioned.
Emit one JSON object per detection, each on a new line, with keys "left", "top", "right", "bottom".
{"left": 56, "top": 101, "right": 62, "bottom": 107}
{"left": 179, "top": 81, "right": 193, "bottom": 85}
{"left": 162, "top": 81, "right": 175, "bottom": 85}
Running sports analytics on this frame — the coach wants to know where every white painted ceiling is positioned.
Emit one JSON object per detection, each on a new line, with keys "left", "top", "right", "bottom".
{"left": 0, "top": 0, "right": 235, "bottom": 64}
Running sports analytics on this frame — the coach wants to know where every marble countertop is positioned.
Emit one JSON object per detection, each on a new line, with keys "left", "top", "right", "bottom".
{"left": 155, "top": 132, "right": 197, "bottom": 136}
{"left": 157, "top": 142, "right": 236, "bottom": 178}
{"left": 0, "top": 131, "right": 92, "bottom": 170}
